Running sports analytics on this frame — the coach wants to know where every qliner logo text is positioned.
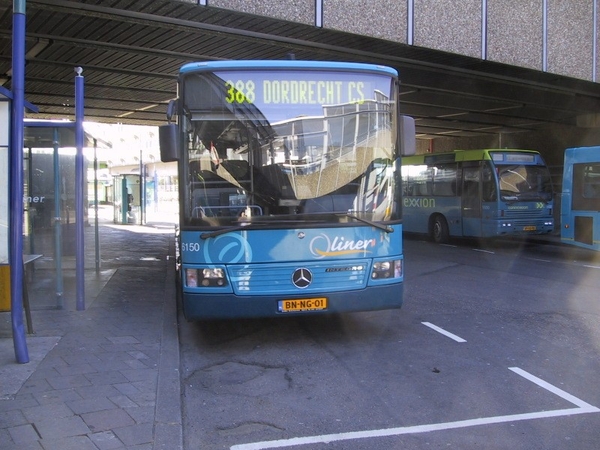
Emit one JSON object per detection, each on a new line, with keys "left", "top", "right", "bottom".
{"left": 310, "top": 234, "right": 376, "bottom": 258}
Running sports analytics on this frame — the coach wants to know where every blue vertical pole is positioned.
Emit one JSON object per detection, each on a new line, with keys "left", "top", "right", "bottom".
{"left": 93, "top": 139, "right": 100, "bottom": 273}
{"left": 153, "top": 169, "right": 158, "bottom": 206}
{"left": 122, "top": 177, "right": 128, "bottom": 224}
{"left": 74, "top": 68, "right": 85, "bottom": 311}
{"left": 139, "top": 150, "right": 143, "bottom": 225}
{"left": 10, "top": 0, "right": 29, "bottom": 363}
{"left": 52, "top": 128, "right": 63, "bottom": 308}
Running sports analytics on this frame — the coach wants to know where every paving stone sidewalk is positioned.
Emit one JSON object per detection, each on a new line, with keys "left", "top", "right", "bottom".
{"left": 0, "top": 218, "right": 182, "bottom": 450}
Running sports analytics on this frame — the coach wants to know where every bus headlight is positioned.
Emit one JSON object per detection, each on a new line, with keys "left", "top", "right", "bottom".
{"left": 372, "top": 260, "right": 402, "bottom": 279}
{"left": 203, "top": 268, "right": 224, "bottom": 279}
{"left": 185, "top": 268, "right": 227, "bottom": 287}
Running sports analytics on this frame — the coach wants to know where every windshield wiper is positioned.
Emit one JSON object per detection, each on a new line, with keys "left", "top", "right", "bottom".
{"left": 201, "top": 214, "right": 393, "bottom": 239}
{"left": 501, "top": 191, "right": 551, "bottom": 203}
{"left": 199, "top": 217, "right": 328, "bottom": 240}
{"left": 340, "top": 213, "right": 393, "bottom": 233}
{"left": 200, "top": 224, "right": 253, "bottom": 240}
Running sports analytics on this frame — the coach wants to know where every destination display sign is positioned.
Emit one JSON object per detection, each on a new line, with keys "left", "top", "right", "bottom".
{"left": 224, "top": 78, "right": 368, "bottom": 106}
{"left": 215, "top": 70, "right": 392, "bottom": 110}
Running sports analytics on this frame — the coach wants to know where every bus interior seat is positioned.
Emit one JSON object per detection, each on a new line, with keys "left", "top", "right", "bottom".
{"left": 302, "top": 194, "right": 355, "bottom": 213}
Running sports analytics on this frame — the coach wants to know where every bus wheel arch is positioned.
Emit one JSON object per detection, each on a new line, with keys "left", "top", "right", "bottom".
{"left": 429, "top": 214, "right": 450, "bottom": 244}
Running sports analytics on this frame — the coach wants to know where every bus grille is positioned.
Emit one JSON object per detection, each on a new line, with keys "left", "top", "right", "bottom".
{"left": 228, "top": 260, "right": 369, "bottom": 295}
{"left": 503, "top": 207, "right": 549, "bottom": 219}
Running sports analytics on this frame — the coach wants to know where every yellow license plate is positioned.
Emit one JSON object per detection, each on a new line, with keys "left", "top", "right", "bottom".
{"left": 278, "top": 298, "right": 328, "bottom": 313}
{"left": 523, "top": 226, "right": 537, "bottom": 231}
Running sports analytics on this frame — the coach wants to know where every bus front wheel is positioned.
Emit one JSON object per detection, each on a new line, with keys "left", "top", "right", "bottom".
{"left": 431, "top": 215, "right": 449, "bottom": 244}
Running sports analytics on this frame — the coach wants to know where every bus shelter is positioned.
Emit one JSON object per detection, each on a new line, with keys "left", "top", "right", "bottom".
{"left": 112, "top": 171, "right": 161, "bottom": 225}
{"left": 113, "top": 173, "right": 142, "bottom": 225}
{"left": 21, "top": 122, "right": 111, "bottom": 310}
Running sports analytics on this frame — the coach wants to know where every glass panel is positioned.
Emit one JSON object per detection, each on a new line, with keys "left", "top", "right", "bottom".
{"left": 0, "top": 145, "right": 7, "bottom": 264}
{"left": 573, "top": 163, "right": 600, "bottom": 211}
{"left": 482, "top": 161, "right": 497, "bottom": 201}
{"left": 582, "top": 163, "right": 600, "bottom": 198}
{"left": 432, "top": 164, "right": 457, "bottom": 197}
{"left": 181, "top": 70, "right": 398, "bottom": 227}
{"left": 496, "top": 164, "right": 552, "bottom": 202}
{"left": 402, "top": 164, "right": 432, "bottom": 196}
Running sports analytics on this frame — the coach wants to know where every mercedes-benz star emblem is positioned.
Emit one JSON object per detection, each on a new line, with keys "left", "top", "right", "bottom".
{"left": 292, "top": 268, "right": 312, "bottom": 289}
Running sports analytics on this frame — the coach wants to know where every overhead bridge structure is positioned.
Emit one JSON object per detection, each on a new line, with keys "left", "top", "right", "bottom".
{"left": 2, "top": 0, "right": 600, "bottom": 161}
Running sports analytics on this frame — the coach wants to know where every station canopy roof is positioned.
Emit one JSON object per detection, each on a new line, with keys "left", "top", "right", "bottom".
{"left": 23, "top": 120, "right": 112, "bottom": 149}
{"left": 2, "top": 0, "right": 600, "bottom": 139}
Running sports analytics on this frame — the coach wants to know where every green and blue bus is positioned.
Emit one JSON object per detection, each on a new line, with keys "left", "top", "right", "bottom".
{"left": 560, "top": 146, "right": 600, "bottom": 250}
{"left": 159, "top": 60, "right": 415, "bottom": 319}
{"left": 401, "top": 149, "right": 554, "bottom": 243}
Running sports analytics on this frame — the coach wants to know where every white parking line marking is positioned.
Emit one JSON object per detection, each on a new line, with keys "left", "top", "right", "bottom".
{"left": 231, "top": 367, "right": 600, "bottom": 450}
{"left": 509, "top": 367, "right": 597, "bottom": 409}
{"left": 526, "top": 257, "right": 551, "bottom": 263}
{"left": 473, "top": 248, "right": 494, "bottom": 254}
{"left": 421, "top": 322, "right": 467, "bottom": 343}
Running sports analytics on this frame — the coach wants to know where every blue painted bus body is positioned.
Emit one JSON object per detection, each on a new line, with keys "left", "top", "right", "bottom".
{"left": 179, "top": 224, "right": 403, "bottom": 319}
{"left": 402, "top": 149, "right": 554, "bottom": 242}
{"left": 159, "top": 59, "right": 415, "bottom": 319}
{"left": 180, "top": 60, "right": 399, "bottom": 76}
{"left": 403, "top": 198, "right": 554, "bottom": 237}
{"left": 560, "top": 146, "right": 600, "bottom": 250}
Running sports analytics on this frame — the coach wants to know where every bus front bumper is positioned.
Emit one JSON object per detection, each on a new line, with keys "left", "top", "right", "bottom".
{"left": 181, "top": 284, "right": 403, "bottom": 320}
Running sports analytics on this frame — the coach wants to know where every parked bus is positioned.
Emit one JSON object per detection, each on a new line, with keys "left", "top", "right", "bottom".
{"left": 560, "top": 146, "right": 600, "bottom": 250}
{"left": 158, "top": 60, "right": 415, "bottom": 320}
{"left": 401, "top": 149, "right": 554, "bottom": 243}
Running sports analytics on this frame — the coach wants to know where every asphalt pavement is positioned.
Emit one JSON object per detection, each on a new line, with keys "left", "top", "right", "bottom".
{"left": 0, "top": 207, "right": 181, "bottom": 450}
{"left": 1, "top": 206, "right": 579, "bottom": 450}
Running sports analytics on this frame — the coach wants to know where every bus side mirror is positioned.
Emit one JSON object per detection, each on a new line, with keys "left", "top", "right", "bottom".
{"left": 166, "top": 99, "right": 177, "bottom": 123}
{"left": 159, "top": 123, "right": 179, "bottom": 162}
{"left": 399, "top": 115, "right": 416, "bottom": 156}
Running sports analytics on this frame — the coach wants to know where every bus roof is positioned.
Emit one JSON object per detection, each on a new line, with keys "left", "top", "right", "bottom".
{"left": 180, "top": 60, "right": 398, "bottom": 77}
{"left": 402, "top": 148, "right": 541, "bottom": 165}
{"left": 565, "top": 146, "right": 600, "bottom": 163}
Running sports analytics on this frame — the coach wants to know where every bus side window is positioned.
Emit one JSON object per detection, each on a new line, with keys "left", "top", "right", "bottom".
{"left": 482, "top": 163, "right": 496, "bottom": 201}
{"left": 584, "top": 183, "right": 600, "bottom": 198}
{"left": 582, "top": 163, "right": 600, "bottom": 198}
{"left": 462, "top": 164, "right": 481, "bottom": 205}
{"left": 432, "top": 164, "right": 457, "bottom": 196}
{"left": 464, "top": 181, "right": 477, "bottom": 197}
{"left": 414, "top": 183, "right": 426, "bottom": 196}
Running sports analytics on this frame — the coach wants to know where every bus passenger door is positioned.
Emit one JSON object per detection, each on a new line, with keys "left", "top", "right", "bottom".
{"left": 461, "top": 164, "right": 482, "bottom": 237}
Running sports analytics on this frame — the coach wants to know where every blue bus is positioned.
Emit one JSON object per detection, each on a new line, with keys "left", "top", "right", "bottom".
{"left": 560, "top": 146, "right": 600, "bottom": 250}
{"left": 158, "top": 60, "right": 415, "bottom": 319}
{"left": 401, "top": 149, "right": 554, "bottom": 243}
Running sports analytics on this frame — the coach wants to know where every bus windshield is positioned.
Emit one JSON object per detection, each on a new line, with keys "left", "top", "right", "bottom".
{"left": 180, "top": 68, "right": 398, "bottom": 228}
{"left": 496, "top": 164, "right": 553, "bottom": 202}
